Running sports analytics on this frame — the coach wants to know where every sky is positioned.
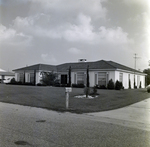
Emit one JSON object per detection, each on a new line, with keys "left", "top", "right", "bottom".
{"left": 0, "top": 0, "right": 150, "bottom": 72}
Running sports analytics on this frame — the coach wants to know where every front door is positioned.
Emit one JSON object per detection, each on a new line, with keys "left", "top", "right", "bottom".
{"left": 61, "top": 75, "right": 67, "bottom": 85}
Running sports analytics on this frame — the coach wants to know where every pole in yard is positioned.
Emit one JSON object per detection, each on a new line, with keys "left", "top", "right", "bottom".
{"left": 66, "top": 92, "right": 69, "bottom": 109}
{"left": 65, "top": 87, "right": 72, "bottom": 109}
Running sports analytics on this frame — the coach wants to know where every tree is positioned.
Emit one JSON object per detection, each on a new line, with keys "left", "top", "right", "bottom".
{"left": 139, "top": 81, "right": 142, "bottom": 88}
{"left": 86, "top": 65, "right": 90, "bottom": 98}
{"left": 129, "top": 79, "right": 131, "bottom": 89}
{"left": 41, "top": 71, "right": 57, "bottom": 86}
{"left": 107, "top": 79, "right": 115, "bottom": 89}
{"left": 115, "top": 80, "right": 123, "bottom": 90}
{"left": 143, "top": 68, "right": 150, "bottom": 86}
{"left": 86, "top": 65, "right": 89, "bottom": 87}
{"left": 68, "top": 66, "right": 71, "bottom": 87}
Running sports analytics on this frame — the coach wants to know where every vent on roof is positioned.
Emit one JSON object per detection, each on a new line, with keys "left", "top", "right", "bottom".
{"left": 78, "top": 59, "right": 87, "bottom": 62}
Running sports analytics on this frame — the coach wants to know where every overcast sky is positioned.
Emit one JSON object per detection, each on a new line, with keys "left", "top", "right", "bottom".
{"left": 0, "top": 0, "right": 150, "bottom": 71}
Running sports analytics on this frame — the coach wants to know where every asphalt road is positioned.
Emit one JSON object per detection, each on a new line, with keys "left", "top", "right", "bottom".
{"left": 0, "top": 102, "right": 150, "bottom": 147}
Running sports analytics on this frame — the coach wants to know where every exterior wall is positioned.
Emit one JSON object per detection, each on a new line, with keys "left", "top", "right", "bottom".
{"left": 114, "top": 70, "right": 145, "bottom": 89}
{"left": 14, "top": 67, "right": 146, "bottom": 88}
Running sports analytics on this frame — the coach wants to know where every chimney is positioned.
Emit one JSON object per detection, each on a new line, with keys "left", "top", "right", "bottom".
{"left": 78, "top": 59, "right": 87, "bottom": 62}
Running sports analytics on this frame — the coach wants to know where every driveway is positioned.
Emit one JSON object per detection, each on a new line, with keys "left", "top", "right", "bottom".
{"left": 86, "top": 97, "right": 150, "bottom": 131}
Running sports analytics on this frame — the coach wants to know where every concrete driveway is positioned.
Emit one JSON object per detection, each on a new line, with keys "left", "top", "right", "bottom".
{"left": 87, "top": 97, "right": 150, "bottom": 131}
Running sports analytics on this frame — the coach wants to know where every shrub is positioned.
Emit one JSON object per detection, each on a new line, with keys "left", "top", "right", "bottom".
{"left": 41, "top": 71, "right": 57, "bottom": 86}
{"left": 37, "top": 83, "right": 47, "bottom": 86}
{"left": 72, "top": 83, "right": 85, "bottom": 88}
{"left": 89, "top": 86, "right": 98, "bottom": 96}
{"left": 107, "top": 79, "right": 115, "bottom": 89}
{"left": 10, "top": 78, "right": 16, "bottom": 84}
{"left": 84, "top": 87, "right": 90, "bottom": 97}
{"left": 54, "top": 79, "right": 60, "bottom": 87}
{"left": 115, "top": 80, "right": 123, "bottom": 90}
{"left": 24, "top": 82, "right": 34, "bottom": 86}
{"left": 129, "top": 79, "right": 131, "bottom": 89}
{"left": 147, "top": 85, "right": 150, "bottom": 93}
{"left": 139, "top": 81, "right": 142, "bottom": 88}
{"left": 95, "top": 85, "right": 107, "bottom": 89}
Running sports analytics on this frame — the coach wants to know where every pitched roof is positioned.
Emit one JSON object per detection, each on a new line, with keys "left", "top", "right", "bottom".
{"left": 13, "top": 64, "right": 57, "bottom": 71}
{"left": 13, "top": 60, "right": 143, "bottom": 73}
{"left": 0, "top": 72, "right": 15, "bottom": 76}
{"left": 57, "top": 60, "right": 142, "bottom": 73}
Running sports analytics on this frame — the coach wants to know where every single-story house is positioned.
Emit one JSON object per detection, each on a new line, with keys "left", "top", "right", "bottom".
{"left": 13, "top": 60, "right": 146, "bottom": 89}
{"left": 0, "top": 69, "right": 15, "bottom": 83}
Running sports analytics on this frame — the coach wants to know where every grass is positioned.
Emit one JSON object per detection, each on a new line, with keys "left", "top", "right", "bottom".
{"left": 0, "top": 84, "right": 149, "bottom": 113}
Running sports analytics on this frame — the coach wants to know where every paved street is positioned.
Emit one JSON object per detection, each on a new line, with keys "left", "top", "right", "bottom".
{"left": 0, "top": 101, "right": 150, "bottom": 147}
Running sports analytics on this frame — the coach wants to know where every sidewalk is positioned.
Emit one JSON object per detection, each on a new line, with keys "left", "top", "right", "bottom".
{"left": 86, "top": 97, "right": 150, "bottom": 131}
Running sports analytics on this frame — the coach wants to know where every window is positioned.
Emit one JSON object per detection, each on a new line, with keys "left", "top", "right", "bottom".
{"left": 77, "top": 72, "right": 85, "bottom": 84}
{"left": 119, "top": 73, "right": 123, "bottom": 82}
{"left": 20, "top": 73, "right": 24, "bottom": 82}
{"left": 26, "top": 73, "right": 30, "bottom": 82}
{"left": 30, "top": 73, "right": 34, "bottom": 83}
{"left": 98, "top": 72, "right": 106, "bottom": 86}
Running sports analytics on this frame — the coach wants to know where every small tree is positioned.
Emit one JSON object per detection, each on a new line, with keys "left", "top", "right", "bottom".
{"left": 68, "top": 66, "right": 71, "bottom": 87}
{"left": 107, "top": 79, "right": 115, "bottom": 89}
{"left": 41, "top": 71, "right": 57, "bottom": 86}
{"left": 115, "top": 80, "right": 123, "bottom": 90}
{"left": 139, "top": 81, "right": 142, "bottom": 88}
{"left": 134, "top": 77, "right": 137, "bottom": 89}
{"left": 129, "top": 79, "right": 131, "bottom": 89}
{"left": 86, "top": 65, "right": 90, "bottom": 98}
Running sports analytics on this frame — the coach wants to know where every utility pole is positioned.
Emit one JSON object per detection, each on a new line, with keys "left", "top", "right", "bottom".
{"left": 133, "top": 53, "right": 140, "bottom": 70}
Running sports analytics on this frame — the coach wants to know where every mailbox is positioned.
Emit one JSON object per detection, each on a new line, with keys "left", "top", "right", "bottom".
{"left": 65, "top": 87, "right": 72, "bottom": 93}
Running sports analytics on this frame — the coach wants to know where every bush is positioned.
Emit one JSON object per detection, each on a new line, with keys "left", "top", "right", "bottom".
{"left": 24, "top": 82, "right": 34, "bottom": 86}
{"left": 89, "top": 86, "right": 99, "bottom": 96}
{"left": 54, "top": 79, "right": 60, "bottom": 87}
{"left": 37, "top": 83, "right": 47, "bottom": 86}
{"left": 115, "top": 80, "right": 123, "bottom": 90}
{"left": 72, "top": 83, "right": 85, "bottom": 88}
{"left": 95, "top": 85, "right": 107, "bottom": 89}
{"left": 107, "top": 79, "right": 115, "bottom": 89}
{"left": 147, "top": 85, "right": 150, "bottom": 93}
{"left": 139, "top": 81, "right": 142, "bottom": 88}
{"left": 7, "top": 81, "right": 22, "bottom": 85}
{"left": 129, "top": 79, "right": 131, "bottom": 89}
{"left": 84, "top": 87, "right": 90, "bottom": 97}
{"left": 10, "top": 78, "right": 16, "bottom": 84}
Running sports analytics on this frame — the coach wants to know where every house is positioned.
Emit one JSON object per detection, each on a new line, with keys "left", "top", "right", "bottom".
{"left": 0, "top": 69, "right": 15, "bottom": 83}
{"left": 13, "top": 60, "right": 146, "bottom": 89}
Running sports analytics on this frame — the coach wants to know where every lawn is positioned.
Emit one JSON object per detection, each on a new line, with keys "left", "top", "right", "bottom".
{"left": 0, "top": 84, "right": 149, "bottom": 113}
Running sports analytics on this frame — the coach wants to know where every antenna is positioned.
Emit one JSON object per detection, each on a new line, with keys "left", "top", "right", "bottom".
{"left": 133, "top": 53, "right": 140, "bottom": 70}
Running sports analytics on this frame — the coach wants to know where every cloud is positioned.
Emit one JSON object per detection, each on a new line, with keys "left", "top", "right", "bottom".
{"left": 0, "top": 24, "right": 32, "bottom": 46}
{"left": 98, "top": 26, "right": 134, "bottom": 44}
{"left": 12, "top": 12, "right": 132, "bottom": 46}
{"left": 68, "top": 47, "right": 82, "bottom": 54}
{"left": 30, "top": 0, "right": 107, "bottom": 20}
